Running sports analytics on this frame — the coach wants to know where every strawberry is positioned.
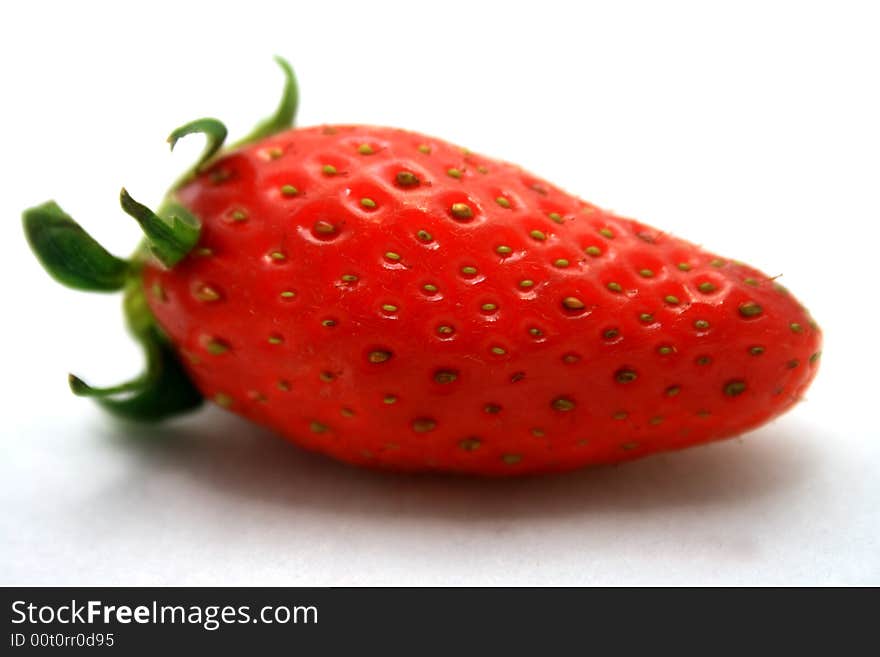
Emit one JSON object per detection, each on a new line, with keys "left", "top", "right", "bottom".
{"left": 24, "top": 58, "right": 821, "bottom": 475}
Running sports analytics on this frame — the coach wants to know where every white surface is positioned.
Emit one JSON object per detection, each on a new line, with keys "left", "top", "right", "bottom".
{"left": 1, "top": 0, "right": 878, "bottom": 586}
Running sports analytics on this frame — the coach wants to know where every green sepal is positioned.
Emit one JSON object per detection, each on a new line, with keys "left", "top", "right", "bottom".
{"left": 68, "top": 281, "right": 203, "bottom": 422}
{"left": 236, "top": 56, "right": 299, "bottom": 146}
{"left": 167, "top": 117, "right": 228, "bottom": 180}
{"left": 68, "top": 328, "right": 204, "bottom": 422}
{"left": 69, "top": 373, "right": 147, "bottom": 397}
{"left": 119, "top": 188, "right": 200, "bottom": 268}
{"left": 22, "top": 201, "right": 131, "bottom": 292}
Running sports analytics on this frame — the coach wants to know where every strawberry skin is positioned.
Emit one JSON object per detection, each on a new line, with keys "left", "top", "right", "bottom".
{"left": 140, "top": 124, "right": 822, "bottom": 475}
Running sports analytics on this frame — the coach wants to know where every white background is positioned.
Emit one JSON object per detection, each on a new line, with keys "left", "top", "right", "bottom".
{"left": 1, "top": 0, "right": 878, "bottom": 585}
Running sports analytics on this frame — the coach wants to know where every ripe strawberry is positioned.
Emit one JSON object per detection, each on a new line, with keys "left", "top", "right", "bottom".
{"left": 24, "top": 59, "right": 821, "bottom": 475}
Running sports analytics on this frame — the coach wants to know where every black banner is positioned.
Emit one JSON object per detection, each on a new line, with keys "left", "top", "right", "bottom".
{"left": 1, "top": 587, "right": 871, "bottom": 652}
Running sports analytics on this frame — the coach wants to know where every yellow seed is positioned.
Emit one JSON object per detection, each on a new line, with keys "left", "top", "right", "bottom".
{"left": 412, "top": 418, "right": 437, "bottom": 433}
{"left": 447, "top": 168, "right": 463, "bottom": 179}
{"left": 616, "top": 369, "right": 638, "bottom": 383}
{"left": 530, "top": 230, "right": 546, "bottom": 241}
{"left": 739, "top": 301, "right": 763, "bottom": 317}
{"left": 357, "top": 144, "right": 375, "bottom": 155}
{"left": 205, "top": 339, "right": 229, "bottom": 355}
{"left": 562, "top": 296, "right": 585, "bottom": 310}
{"left": 552, "top": 397, "right": 576, "bottom": 411}
{"left": 322, "top": 164, "right": 337, "bottom": 176}
{"left": 434, "top": 370, "right": 458, "bottom": 384}
{"left": 450, "top": 203, "right": 473, "bottom": 220}
{"left": 194, "top": 285, "right": 220, "bottom": 302}
{"left": 459, "top": 438, "right": 482, "bottom": 451}
{"left": 280, "top": 184, "right": 299, "bottom": 197}
{"left": 396, "top": 171, "right": 420, "bottom": 187}
{"left": 360, "top": 198, "right": 377, "bottom": 209}
{"left": 496, "top": 197, "right": 511, "bottom": 208}
{"left": 368, "top": 350, "right": 392, "bottom": 363}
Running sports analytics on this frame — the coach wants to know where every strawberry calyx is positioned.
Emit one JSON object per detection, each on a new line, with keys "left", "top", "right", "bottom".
{"left": 22, "top": 57, "right": 299, "bottom": 421}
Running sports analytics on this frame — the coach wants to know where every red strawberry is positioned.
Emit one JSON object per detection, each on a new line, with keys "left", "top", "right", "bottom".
{"left": 24, "top": 59, "right": 821, "bottom": 475}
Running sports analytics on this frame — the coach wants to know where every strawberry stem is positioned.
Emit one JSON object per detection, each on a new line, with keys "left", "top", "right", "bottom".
{"left": 21, "top": 57, "right": 299, "bottom": 423}
{"left": 24, "top": 203, "right": 205, "bottom": 421}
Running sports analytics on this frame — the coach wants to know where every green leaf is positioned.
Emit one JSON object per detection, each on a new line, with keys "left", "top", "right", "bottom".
{"left": 119, "top": 188, "right": 200, "bottom": 268}
{"left": 69, "top": 328, "right": 203, "bottom": 422}
{"left": 167, "top": 117, "right": 228, "bottom": 174}
{"left": 68, "top": 283, "right": 203, "bottom": 422}
{"left": 237, "top": 56, "right": 299, "bottom": 146}
{"left": 22, "top": 201, "right": 130, "bottom": 291}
